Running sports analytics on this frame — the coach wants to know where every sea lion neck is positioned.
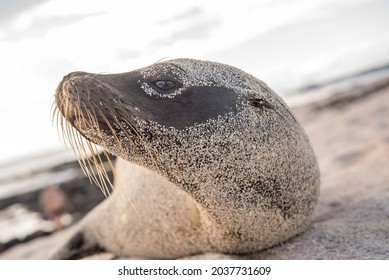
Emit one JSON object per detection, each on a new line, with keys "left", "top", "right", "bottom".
{"left": 133, "top": 103, "right": 317, "bottom": 228}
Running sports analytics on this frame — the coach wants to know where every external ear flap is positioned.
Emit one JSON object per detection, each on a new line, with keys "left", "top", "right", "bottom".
{"left": 246, "top": 97, "right": 274, "bottom": 110}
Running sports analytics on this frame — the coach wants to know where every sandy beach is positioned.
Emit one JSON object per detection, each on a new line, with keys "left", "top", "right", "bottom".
{"left": 0, "top": 75, "right": 388, "bottom": 259}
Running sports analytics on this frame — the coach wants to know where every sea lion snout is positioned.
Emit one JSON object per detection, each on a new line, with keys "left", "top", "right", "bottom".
{"left": 62, "top": 71, "right": 90, "bottom": 82}
{"left": 55, "top": 72, "right": 130, "bottom": 144}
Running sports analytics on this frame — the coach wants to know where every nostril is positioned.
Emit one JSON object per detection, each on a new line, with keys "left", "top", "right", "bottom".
{"left": 62, "top": 73, "right": 72, "bottom": 82}
{"left": 63, "top": 71, "right": 90, "bottom": 82}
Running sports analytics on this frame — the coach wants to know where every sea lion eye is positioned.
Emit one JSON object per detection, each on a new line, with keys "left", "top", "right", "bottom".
{"left": 153, "top": 80, "right": 176, "bottom": 90}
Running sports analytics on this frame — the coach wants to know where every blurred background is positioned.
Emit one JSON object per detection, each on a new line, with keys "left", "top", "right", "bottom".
{"left": 0, "top": 0, "right": 388, "bottom": 255}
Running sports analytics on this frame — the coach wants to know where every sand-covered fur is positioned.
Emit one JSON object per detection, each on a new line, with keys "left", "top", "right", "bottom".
{"left": 48, "top": 59, "right": 319, "bottom": 259}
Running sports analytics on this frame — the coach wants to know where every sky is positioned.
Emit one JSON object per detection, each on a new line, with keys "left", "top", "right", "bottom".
{"left": 0, "top": 0, "right": 388, "bottom": 165}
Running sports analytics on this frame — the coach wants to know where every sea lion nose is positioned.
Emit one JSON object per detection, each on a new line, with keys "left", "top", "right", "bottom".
{"left": 62, "top": 71, "right": 90, "bottom": 82}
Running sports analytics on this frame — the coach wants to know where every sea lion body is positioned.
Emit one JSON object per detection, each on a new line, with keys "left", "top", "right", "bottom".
{"left": 52, "top": 59, "right": 320, "bottom": 259}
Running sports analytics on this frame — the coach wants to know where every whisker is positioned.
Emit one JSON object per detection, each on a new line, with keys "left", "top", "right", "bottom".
{"left": 53, "top": 80, "right": 140, "bottom": 216}
{"left": 91, "top": 100, "right": 122, "bottom": 148}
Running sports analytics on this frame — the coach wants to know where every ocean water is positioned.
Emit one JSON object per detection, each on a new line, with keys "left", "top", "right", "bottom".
{"left": 0, "top": 0, "right": 388, "bottom": 165}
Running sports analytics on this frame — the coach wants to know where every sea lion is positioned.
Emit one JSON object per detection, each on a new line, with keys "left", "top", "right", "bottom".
{"left": 51, "top": 58, "right": 320, "bottom": 259}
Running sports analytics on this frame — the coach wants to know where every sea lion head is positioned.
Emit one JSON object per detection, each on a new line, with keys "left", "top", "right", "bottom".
{"left": 54, "top": 58, "right": 319, "bottom": 220}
